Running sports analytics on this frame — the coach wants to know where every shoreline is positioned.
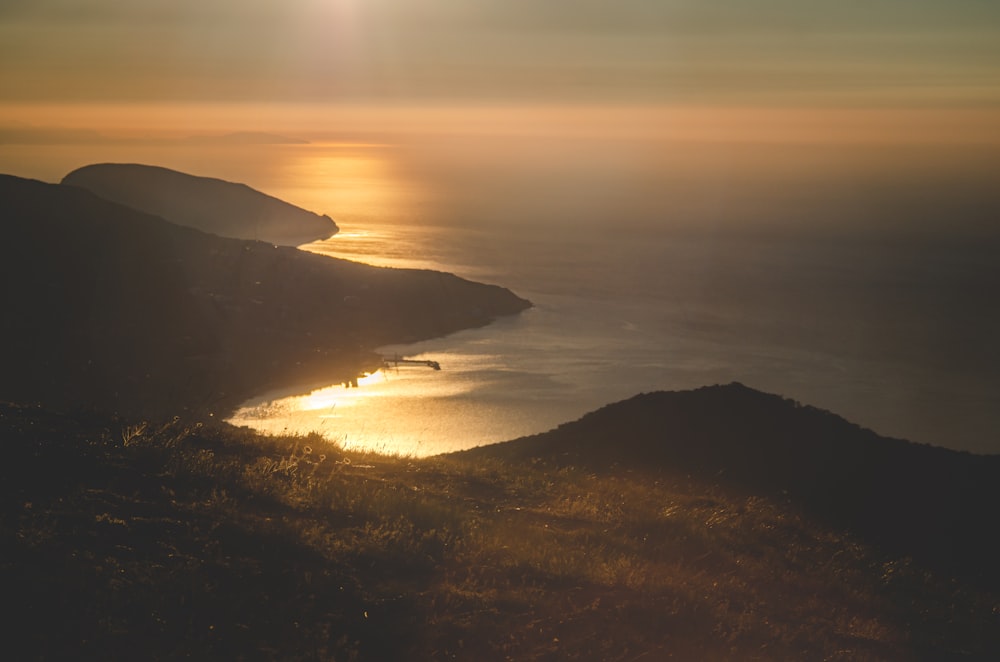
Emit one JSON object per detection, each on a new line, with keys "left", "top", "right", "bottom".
{"left": 214, "top": 307, "right": 532, "bottom": 427}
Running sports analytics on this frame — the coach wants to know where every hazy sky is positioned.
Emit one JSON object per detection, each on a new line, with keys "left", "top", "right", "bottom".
{"left": 2, "top": 0, "right": 999, "bottom": 106}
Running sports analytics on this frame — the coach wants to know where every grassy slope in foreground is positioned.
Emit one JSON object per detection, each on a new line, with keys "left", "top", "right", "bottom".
{"left": 3, "top": 388, "right": 999, "bottom": 660}
{"left": 0, "top": 174, "right": 530, "bottom": 419}
{"left": 63, "top": 163, "right": 338, "bottom": 247}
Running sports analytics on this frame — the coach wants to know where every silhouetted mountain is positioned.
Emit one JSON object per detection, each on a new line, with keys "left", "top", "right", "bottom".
{"left": 62, "top": 163, "right": 337, "bottom": 246}
{"left": 457, "top": 383, "right": 1000, "bottom": 586}
{"left": 0, "top": 174, "right": 529, "bottom": 418}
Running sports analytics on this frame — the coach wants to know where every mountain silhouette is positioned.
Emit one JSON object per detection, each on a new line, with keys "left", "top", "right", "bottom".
{"left": 62, "top": 163, "right": 337, "bottom": 246}
{"left": 1, "top": 174, "right": 529, "bottom": 418}
{"left": 456, "top": 383, "right": 1000, "bottom": 586}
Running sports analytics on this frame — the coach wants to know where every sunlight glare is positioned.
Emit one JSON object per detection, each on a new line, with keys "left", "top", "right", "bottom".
{"left": 268, "top": 145, "right": 414, "bottom": 224}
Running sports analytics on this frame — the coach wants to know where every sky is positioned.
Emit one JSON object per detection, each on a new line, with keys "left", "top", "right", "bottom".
{"left": 2, "top": 1, "right": 997, "bottom": 207}
{"left": 1, "top": 0, "right": 999, "bottom": 108}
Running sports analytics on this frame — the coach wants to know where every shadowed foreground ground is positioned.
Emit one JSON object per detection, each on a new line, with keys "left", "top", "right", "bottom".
{"left": 3, "top": 397, "right": 998, "bottom": 661}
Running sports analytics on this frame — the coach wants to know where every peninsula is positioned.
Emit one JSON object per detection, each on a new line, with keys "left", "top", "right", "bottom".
{"left": 0, "top": 173, "right": 530, "bottom": 419}
{"left": 63, "top": 163, "right": 338, "bottom": 246}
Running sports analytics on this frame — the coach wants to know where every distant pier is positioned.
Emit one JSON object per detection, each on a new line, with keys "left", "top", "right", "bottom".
{"left": 381, "top": 353, "right": 442, "bottom": 371}
{"left": 343, "top": 354, "right": 441, "bottom": 388}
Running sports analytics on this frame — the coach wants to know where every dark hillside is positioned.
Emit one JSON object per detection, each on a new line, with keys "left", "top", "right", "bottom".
{"left": 62, "top": 163, "right": 338, "bottom": 246}
{"left": 0, "top": 174, "right": 529, "bottom": 419}
{"left": 457, "top": 383, "right": 1000, "bottom": 587}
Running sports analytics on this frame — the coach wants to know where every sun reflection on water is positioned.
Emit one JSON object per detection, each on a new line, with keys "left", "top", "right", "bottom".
{"left": 297, "top": 372, "right": 386, "bottom": 412}
{"left": 263, "top": 143, "right": 424, "bottom": 227}
{"left": 229, "top": 350, "right": 487, "bottom": 454}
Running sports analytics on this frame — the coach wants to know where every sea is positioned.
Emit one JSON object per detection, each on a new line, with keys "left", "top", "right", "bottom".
{"left": 4, "top": 123, "right": 998, "bottom": 456}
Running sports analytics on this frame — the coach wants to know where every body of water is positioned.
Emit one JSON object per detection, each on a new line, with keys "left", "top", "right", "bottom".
{"left": 231, "top": 217, "right": 1000, "bottom": 457}
{"left": 4, "top": 126, "right": 998, "bottom": 455}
